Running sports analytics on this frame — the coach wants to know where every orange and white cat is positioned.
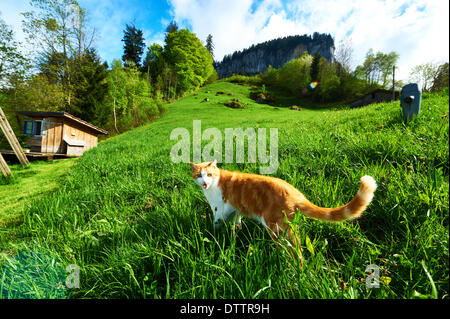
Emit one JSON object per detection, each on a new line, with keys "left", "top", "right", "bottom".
{"left": 190, "top": 160, "right": 377, "bottom": 237}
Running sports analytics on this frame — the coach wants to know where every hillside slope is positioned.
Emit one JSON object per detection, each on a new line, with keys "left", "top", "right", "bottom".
{"left": 1, "top": 82, "right": 448, "bottom": 299}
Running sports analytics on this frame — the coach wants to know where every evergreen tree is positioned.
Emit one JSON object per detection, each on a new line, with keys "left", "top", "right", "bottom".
{"left": 205, "top": 34, "right": 214, "bottom": 58}
{"left": 71, "top": 48, "right": 109, "bottom": 125}
{"left": 37, "top": 51, "right": 65, "bottom": 85}
{"left": 165, "top": 20, "right": 178, "bottom": 40}
{"left": 121, "top": 23, "right": 146, "bottom": 68}
{"left": 310, "top": 52, "right": 321, "bottom": 82}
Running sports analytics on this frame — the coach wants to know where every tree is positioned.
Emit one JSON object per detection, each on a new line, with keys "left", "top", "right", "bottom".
{"left": 355, "top": 49, "right": 399, "bottom": 88}
{"left": 1, "top": 72, "right": 64, "bottom": 129}
{"left": 0, "top": 15, "right": 31, "bottom": 88}
{"left": 106, "top": 60, "right": 127, "bottom": 133}
{"left": 310, "top": 52, "right": 321, "bottom": 82}
{"left": 121, "top": 23, "right": 146, "bottom": 68}
{"left": 277, "top": 52, "right": 312, "bottom": 95}
{"left": 376, "top": 51, "right": 399, "bottom": 88}
{"left": 22, "top": 0, "right": 96, "bottom": 109}
{"left": 70, "top": 48, "right": 109, "bottom": 125}
{"left": 205, "top": 34, "right": 214, "bottom": 58}
{"left": 37, "top": 50, "right": 65, "bottom": 84}
{"left": 409, "top": 62, "right": 439, "bottom": 92}
{"left": 260, "top": 65, "right": 279, "bottom": 87}
{"left": 163, "top": 28, "right": 214, "bottom": 96}
{"left": 165, "top": 20, "right": 178, "bottom": 40}
{"left": 334, "top": 38, "right": 354, "bottom": 73}
{"left": 317, "top": 57, "right": 340, "bottom": 102}
{"left": 355, "top": 49, "right": 376, "bottom": 85}
{"left": 123, "top": 62, "right": 158, "bottom": 126}
{"left": 142, "top": 43, "right": 164, "bottom": 81}
{"left": 431, "top": 62, "right": 449, "bottom": 92}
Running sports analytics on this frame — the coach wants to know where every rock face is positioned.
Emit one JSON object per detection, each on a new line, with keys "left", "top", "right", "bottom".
{"left": 214, "top": 33, "right": 335, "bottom": 78}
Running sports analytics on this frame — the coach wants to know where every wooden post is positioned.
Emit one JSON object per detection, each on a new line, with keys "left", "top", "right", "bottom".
{"left": 0, "top": 106, "right": 29, "bottom": 166}
{"left": 0, "top": 152, "right": 12, "bottom": 177}
{"left": 392, "top": 65, "right": 396, "bottom": 101}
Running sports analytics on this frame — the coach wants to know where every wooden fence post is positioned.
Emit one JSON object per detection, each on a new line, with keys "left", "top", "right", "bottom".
{"left": 0, "top": 153, "right": 12, "bottom": 177}
{"left": 0, "top": 106, "right": 29, "bottom": 166}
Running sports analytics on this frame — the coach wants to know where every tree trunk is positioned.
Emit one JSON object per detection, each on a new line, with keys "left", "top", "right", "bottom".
{"left": 113, "top": 98, "right": 119, "bottom": 134}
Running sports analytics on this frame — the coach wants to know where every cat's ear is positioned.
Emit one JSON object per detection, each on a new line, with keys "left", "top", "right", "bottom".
{"left": 189, "top": 162, "right": 196, "bottom": 170}
{"left": 209, "top": 159, "right": 217, "bottom": 167}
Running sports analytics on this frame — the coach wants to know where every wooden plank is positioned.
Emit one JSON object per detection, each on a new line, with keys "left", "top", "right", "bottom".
{"left": 0, "top": 152, "right": 12, "bottom": 177}
{"left": 41, "top": 119, "right": 48, "bottom": 153}
{"left": 54, "top": 122, "right": 63, "bottom": 153}
{"left": 0, "top": 107, "right": 29, "bottom": 166}
{"left": 48, "top": 120, "right": 56, "bottom": 153}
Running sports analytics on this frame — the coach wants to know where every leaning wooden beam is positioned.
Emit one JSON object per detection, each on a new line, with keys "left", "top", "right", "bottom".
{"left": 0, "top": 152, "right": 12, "bottom": 177}
{"left": 0, "top": 107, "right": 29, "bottom": 166}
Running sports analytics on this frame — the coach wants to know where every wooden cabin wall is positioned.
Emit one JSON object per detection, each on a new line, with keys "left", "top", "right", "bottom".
{"left": 63, "top": 119, "right": 98, "bottom": 151}
{"left": 41, "top": 117, "right": 64, "bottom": 153}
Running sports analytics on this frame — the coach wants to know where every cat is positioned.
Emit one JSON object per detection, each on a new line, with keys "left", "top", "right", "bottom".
{"left": 190, "top": 160, "right": 377, "bottom": 260}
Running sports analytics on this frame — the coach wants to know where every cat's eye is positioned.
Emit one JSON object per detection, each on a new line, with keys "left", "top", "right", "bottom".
{"left": 197, "top": 174, "right": 202, "bottom": 178}
{"left": 207, "top": 173, "right": 212, "bottom": 177}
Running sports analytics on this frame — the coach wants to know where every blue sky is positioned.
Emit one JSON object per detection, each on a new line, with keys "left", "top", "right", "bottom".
{"left": 1, "top": 0, "right": 449, "bottom": 81}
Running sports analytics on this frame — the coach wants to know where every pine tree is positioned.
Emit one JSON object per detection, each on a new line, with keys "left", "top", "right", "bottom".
{"left": 121, "top": 23, "right": 146, "bottom": 68}
{"left": 205, "top": 34, "right": 214, "bottom": 58}
{"left": 71, "top": 48, "right": 109, "bottom": 125}
{"left": 165, "top": 20, "right": 178, "bottom": 41}
{"left": 310, "top": 52, "right": 321, "bottom": 82}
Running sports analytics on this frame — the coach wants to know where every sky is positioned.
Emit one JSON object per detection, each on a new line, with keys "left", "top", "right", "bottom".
{"left": 0, "top": 0, "right": 449, "bottom": 81}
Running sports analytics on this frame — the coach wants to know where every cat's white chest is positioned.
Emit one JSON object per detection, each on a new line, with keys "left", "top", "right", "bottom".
{"left": 202, "top": 184, "right": 235, "bottom": 224}
{"left": 203, "top": 185, "right": 224, "bottom": 214}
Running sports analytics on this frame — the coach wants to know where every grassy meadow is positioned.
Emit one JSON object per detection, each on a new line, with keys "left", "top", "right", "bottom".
{"left": 0, "top": 81, "right": 448, "bottom": 299}
{"left": 0, "top": 159, "right": 76, "bottom": 252}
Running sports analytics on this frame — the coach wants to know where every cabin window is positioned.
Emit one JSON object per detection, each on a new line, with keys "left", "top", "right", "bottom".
{"left": 33, "top": 121, "right": 42, "bottom": 136}
{"left": 23, "top": 120, "right": 43, "bottom": 136}
{"left": 24, "top": 121, "right": 33, "bottom": 135}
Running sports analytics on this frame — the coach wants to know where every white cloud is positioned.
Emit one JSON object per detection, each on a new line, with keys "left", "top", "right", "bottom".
{"left": 2, "top": 0, "right": 448, "bottom": 81}
{"left": 168, "top": 0, "right": 449, "bottom": 81}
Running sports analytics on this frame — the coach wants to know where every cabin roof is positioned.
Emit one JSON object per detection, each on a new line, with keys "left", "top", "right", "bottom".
{"left": 17, "top": 111, "right": 108, "bottom": 135}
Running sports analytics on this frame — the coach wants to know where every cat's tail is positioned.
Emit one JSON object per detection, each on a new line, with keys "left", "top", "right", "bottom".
{"left": 296, "top": 176, "right": 377, "bottom": 222}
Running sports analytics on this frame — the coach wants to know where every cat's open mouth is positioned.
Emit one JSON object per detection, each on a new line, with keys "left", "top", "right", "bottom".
{"left": 203, "top": 182, "right": 208, "bottom": 189}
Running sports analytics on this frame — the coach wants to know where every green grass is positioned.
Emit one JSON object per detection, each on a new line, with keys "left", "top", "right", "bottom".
{"left": 0, "top": 82, "right": 448, "bottom": 299}
{"left": 0, "top": 159, "right": 76, "bottom": 254}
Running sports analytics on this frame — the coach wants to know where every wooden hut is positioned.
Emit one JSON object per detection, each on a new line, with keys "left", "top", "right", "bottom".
{"left": 17, "top": 111, "right": 108, "bottom": 157}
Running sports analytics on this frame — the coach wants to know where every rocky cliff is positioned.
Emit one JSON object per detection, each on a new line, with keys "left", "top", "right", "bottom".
{"left": 214, "top": 33, "right": 335, "bottom": 78}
